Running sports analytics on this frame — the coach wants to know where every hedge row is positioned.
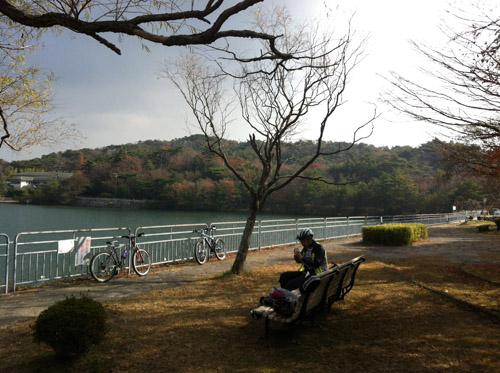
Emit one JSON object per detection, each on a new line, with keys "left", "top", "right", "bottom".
{"left": 362, "top": 223, "right": 428, "bottom": 246}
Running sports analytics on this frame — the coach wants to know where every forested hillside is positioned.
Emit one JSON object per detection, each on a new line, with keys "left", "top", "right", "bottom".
{"left": 0, "top": 136, "right": 486, "bottom": 216}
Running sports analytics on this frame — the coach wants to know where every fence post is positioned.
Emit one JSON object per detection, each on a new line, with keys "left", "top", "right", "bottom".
{"left": 12, "top": 234, "right": 20, "bottom": 293}
{"left": 380, "top": 216, "right": 383, "bottom": 225}
{"left": 1, "top": 234, "right": 9, "bottom": 294}
{"left": 257, "top": 220, "right": 261, "bottom": 252}
{"left": 323, "top": 218, "right": 327, "bottom": 241}
{"left": 347, "top": 217, "right": 350, "bottom": 238}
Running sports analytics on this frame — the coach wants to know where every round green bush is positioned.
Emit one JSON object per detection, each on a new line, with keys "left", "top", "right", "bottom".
{"left": 32, "top": 294, "right": 107, "bottom": 357}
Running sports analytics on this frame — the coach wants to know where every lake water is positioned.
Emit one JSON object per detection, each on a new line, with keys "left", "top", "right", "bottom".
{"left": 0, "top": 203, "right": 313, "bottom": 239}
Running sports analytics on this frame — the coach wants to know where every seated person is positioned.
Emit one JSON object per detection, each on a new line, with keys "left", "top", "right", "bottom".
{"left": 279, "top": 228, "right": 327, "bottom": 291}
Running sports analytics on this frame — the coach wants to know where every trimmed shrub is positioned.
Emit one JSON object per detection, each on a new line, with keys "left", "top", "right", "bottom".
{"left": 362, "top": 223, "right": 428, "bottom": 246}
{"left": 32, "top": 294, "right": 107, "bottom": 357}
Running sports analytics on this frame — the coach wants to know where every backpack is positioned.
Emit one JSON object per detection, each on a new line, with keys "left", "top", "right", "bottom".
{"left": 260, "top": 286, "right": 299, "bottom": 317}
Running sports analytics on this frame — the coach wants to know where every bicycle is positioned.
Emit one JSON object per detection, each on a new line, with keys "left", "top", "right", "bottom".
{"left": 90, "top": 232, "right": 151, "bottom": 282}
{"left": 193, "top": 224, "right": 226, "bottom": 265}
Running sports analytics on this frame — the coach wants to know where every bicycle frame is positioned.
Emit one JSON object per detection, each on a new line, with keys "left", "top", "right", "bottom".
{"left": 121, "top": 232, "right": 145, "bottom": 274}
{"left": 107, "top": 242, "right": 126, "bottom": 269}
{"left": 200, "top": 231, "right": 217, "bottom": 252}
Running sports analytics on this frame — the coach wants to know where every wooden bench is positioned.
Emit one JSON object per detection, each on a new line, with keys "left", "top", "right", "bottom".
{"left": 251, "top": 256, "right": 365, "bottom": 338}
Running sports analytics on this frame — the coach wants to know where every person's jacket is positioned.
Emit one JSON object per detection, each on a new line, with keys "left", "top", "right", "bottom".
{"left": 295, "top": 240, "right": 327, "bottom": 274}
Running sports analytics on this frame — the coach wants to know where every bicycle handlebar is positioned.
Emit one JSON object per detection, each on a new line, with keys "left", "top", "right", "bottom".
{"left": 121, "top": 232, "right": 145, "bottom": 240}
{"left": 193, "top": 225, "right": 216, "bottom": 233}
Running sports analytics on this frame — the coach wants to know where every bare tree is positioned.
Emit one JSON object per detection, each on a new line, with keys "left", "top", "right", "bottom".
{"left": 385, "top": 3, "right": 500, "bottom": 167}
{"left": 384, "top": 3, "right": 500, "bottom": 205}
{"left": 166, "top": 9, "right": 375, "bottom": 274}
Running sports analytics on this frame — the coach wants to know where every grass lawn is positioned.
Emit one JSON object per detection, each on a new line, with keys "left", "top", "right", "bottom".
{"left": 0, "top": 249, "right": 499, "bottom": 372}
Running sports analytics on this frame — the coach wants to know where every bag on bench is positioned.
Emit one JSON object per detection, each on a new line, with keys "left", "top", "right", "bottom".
{"left": 260, "top": 286, "right": 299, "bottom": 317}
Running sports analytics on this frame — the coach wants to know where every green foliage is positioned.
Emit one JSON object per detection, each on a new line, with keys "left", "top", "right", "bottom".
{"left": 362, "top": 223, "right": 428, "bottom": 246}
{"left": 3, "top": 137, "right": 489, "bottom": 215}
{"left": 32, "top": 294, "right": 107, "bottom": 358}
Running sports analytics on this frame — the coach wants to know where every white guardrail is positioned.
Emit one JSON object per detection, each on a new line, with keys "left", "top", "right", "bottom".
{"left": 0, "top": 212, "right": 471, "bottom": 293}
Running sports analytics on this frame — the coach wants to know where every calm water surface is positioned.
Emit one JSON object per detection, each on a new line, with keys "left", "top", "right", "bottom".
{"left": 0, "top": 203, "right": 311, "bottom": 239}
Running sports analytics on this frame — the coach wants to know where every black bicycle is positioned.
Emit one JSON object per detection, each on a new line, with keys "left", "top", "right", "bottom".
{"left": 90, "top": 233, "right": 151, "bottom": 282}
{"left": 193, "top": 225, "right": 226, "bottom": 265}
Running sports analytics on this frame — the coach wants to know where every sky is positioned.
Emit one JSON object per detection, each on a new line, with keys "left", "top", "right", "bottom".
{"left": 0, "top": 0, "right": 478, "bottom": 162}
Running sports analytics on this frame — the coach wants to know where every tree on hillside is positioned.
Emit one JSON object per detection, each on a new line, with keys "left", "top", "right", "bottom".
{"left": 0, "top": 0, "right": 295, "bottom": 151}
{"left": 166, "top": 8, "right": 376, "bottom": 274}
{"left": 385, "top": 3, "right": 500, "bottom": 185}
{"left": 435, "top": 141, "right": 499, "bottom": 205}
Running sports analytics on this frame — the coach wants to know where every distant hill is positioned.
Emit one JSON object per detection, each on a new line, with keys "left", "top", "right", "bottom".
{"left": 0, "top": 137, "right": 485, "bottom": 216}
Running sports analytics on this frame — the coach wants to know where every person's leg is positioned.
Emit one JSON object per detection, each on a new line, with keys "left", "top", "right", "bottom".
{"left": 279, "top": 271, "right": 300, "bottom": 288}
{"left": 279, "top": 271, "right": 306, "bottom": 291}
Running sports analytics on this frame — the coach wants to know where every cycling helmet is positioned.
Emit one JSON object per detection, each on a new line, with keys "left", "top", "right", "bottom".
{"left": 296, "top": 228, "right": 313, "bottom": 240}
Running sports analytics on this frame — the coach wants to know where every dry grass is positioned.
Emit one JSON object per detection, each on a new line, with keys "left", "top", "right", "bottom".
{"left": 0, "top": 254, "right": 499, "bottom": 373}
{"left": 380, "top": 256, "right": 500, "bottom": 312}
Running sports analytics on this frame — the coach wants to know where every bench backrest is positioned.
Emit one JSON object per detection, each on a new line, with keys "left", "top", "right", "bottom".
{"left": 302, "top": 270, "right": 336, "bottom": 314}
{"left": 340, "top": 256, "right": 365, "bottom": 299}
{"left": 324, "top": 264, "right": 351, "bottom": 307}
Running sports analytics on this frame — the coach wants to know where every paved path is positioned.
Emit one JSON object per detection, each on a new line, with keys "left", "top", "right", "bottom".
{"left": 1, "top": 224, "right": 498, "bottom": 324}
{"left": 334, "top": 224, "right": 500, "bottom": 264}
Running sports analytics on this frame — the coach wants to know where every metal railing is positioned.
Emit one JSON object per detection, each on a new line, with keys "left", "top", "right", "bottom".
{"left": 1, "top": 234, "right": 9, "bottom": 294}
{"left": 0, "top": 212, "right": 470, "bottom": 293}
{"left": 11, "top": 227, "right": 131, "bottom": 293}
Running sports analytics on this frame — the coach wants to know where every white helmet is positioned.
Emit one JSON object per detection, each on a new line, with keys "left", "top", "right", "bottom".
{"left": 296, "top": 228, "right": 313, "bottom": 240}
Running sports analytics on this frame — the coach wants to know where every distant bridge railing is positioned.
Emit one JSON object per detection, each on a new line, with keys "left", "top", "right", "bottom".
{"left": 0, "top": 212, "right": 470, "bottom": 293}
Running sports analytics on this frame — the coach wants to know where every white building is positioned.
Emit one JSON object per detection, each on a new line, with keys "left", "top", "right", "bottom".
{"left": 7, "top": 172, "right": 73, "bottom": 190}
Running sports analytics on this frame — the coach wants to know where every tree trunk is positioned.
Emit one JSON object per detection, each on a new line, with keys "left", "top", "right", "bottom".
{"left": 231, "top": 205, "right": 258, "bottom": 274}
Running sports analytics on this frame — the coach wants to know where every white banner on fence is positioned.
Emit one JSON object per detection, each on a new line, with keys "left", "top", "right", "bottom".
{"left": 57, "top": 239, "right": 74, "bottom": 254}
{"left": 75, "top": 237, "right": 92, "bottom": 266}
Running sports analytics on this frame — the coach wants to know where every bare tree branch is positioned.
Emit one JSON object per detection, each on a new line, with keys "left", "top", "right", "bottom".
{"left": 0, "top": 105, "right": 16, "bottom": 150}
{"left": 0, "top": 0, "right": 288, "bottom": 56}
{"left": 384, "top": 4, "right": 500, "bottom": 148}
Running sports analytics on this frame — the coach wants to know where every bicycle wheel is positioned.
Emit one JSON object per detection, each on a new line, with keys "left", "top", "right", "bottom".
{"left": 214, "top": 238, "right": 226, "bottom": 260}
{"left": 90, "top": 252, "right": 117, "bottom": 282}
{"left": 194, "top": 240, "right": 207, "bottom": 265}
{"left": 132, "top": 248, "right": 151, "bottom": 276}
